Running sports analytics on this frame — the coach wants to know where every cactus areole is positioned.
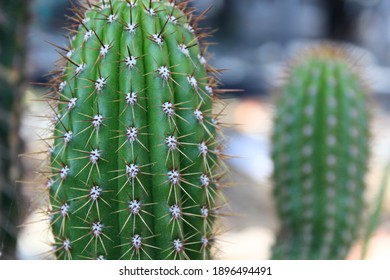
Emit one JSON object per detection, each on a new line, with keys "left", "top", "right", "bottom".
{"left": 45, "top": 0, "right": 224, "bottom": 260}
{"left": 271, "top": 45, "right": 370, "bottom": 259}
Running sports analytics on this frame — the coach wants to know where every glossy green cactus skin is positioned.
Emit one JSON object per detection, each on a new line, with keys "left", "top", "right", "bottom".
{"left": 271, "top": 47, "right": 369, "bottom": 259}
{"left": 46, "top": 0, "right": 222, "bottom": 260}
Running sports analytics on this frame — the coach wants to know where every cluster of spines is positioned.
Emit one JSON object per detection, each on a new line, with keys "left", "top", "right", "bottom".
{"left": 39, "top": 0, "right": 227, "bottom": 260}
{"left": 271, "top": 46, "right": 369, "bottom": 260}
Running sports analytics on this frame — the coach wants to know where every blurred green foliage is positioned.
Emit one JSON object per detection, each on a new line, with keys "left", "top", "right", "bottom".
{"left": 0, "top": 0, "right": 28, "bottom": 260}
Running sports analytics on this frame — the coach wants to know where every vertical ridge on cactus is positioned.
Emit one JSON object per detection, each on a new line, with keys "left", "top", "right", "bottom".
{"left": 41, "top": 0, "right": 225, "bottom": 260}
{"left": 271, "top": 45, "right": 370, "bottom": 260}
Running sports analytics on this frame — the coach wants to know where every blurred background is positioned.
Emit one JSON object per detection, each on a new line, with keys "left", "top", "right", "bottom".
{"left": 1, "top": 0, "right": 390, "bottom": 259}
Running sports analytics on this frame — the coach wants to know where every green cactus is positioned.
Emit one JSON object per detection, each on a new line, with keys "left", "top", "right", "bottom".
{"left": 271, "top": 45, "right": 370, "bottom": 259}
{"left": 42, "top": 0, "right": 224, "bottom": 260}
{"left": 0, "top": 0, "right": 28, "bottom": 259}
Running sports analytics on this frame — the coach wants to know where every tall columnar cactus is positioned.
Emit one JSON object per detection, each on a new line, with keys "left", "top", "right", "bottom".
{"left": 42, "top": 0, "right": 224, "bottom": 260}
{"left": 271, "top": 45, "right": 370, "bottom": 259}
{"left": 0, "top": 0, "right": 28, "bottom": 259}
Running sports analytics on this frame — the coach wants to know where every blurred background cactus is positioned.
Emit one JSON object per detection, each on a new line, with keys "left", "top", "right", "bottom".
{"left": 0, "top": 0, "right": 28, "bottom": 259}
{"left": 271, "top": 45, "right": 370, "bottom": 259}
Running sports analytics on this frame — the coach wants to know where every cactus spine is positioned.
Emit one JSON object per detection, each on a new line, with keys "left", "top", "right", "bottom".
{"left": 0, "top": 0, "right": 28, "bottom": 259}
{"left": 43, "top": 0, "right": 224, "bottom": 260}
{"left": 271, "top": 45, "right": 370, "bottom": 259}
